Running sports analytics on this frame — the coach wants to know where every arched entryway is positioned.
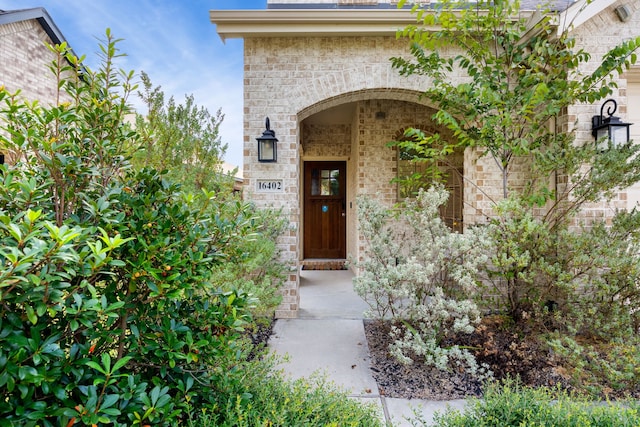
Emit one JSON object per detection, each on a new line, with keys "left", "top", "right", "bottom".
{"left": 298, "top": 91, "right": 464, "bottom": 268}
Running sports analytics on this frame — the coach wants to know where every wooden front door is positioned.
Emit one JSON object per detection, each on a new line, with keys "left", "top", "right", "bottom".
{"left": 304, "top": 161, "right": 346, "bottom": 259}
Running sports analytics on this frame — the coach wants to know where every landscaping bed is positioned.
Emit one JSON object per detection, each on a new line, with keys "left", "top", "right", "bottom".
{"left": 364, "top": 317, "right": 640, "bottom": 401}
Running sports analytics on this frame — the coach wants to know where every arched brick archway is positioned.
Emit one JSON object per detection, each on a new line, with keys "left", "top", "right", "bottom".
{"left": 297, "top": 89, "right": 461, "bottom": 266}
{"left": 297, "top": 88, "right": 432, "bottom": 122}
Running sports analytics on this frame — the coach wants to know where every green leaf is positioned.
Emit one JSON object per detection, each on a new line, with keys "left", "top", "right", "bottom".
{"left": 112, "top": 355, "right": 132, "bottom": 372}
{"left": 100, "top": 407, "right": 121, "bottom": 416}
{"left": 101, "top": 352, "right": 112, "bottom": 373}
{"left": 85, "top": 361, "right": 106, "bottom": 375}
{"left": 25, "top": 305, "right": 37, "bottom": 325}
{"left": 18, "top": 366, "right": 38, "bottom": 381}
{"left": 25, "top": 209, "right": 43, "bottom": 225}
{"left": 100, "top": 394, "right": 119, "bottom": 409}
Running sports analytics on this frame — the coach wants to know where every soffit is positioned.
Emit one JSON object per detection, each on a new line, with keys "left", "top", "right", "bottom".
{"left": 211, "top": 1, "right": 607, "bottom": 42}
{"left": 0, "top": 8, "right": 66, "bottom": 45}
{"left": 554, "top": 0, "right": 617, "bottom": 35}
{"left": 209, "top": 9, "right": 431, "bottom": 42}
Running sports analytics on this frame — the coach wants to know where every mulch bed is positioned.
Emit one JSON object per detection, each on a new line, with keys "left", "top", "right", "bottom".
{"left": 258, "top": 313, "right": 639, "bottom": 401}
{"left": 364, "top": 316, "right": 574, "bottom": 400}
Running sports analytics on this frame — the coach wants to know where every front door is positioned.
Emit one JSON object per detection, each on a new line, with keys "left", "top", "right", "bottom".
{"left": 304, "top": 161, "right": 346, "bottom": 259}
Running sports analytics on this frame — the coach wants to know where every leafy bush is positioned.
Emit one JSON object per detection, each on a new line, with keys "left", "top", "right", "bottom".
{"left": 353, "top": 185, "right": 492, "bottom": 377}
{"left": 0, "top": 32, "right": 285, "bottom": 426}
{"left": 425, "top": 379, "right": 640, "bottom": 427}
{"left": 484, "top": 196, "right": 640, "bottom": 338}
{"left": 559, "top": 210, "right": 640, "bottom": 339}
{"left": 482, "top": 198, "right": 640, "bottom": 396}
{"left": 210, "top": 203, "right": 289, "bottom": 320}
{"left": 132, "top": 71, "right": 228, "bottom": 195}
{"left": 483, "top": 197, "right": 563, "bottom": 321}
{"left": 548, "top": 336, "right": 640, "bottom": 399}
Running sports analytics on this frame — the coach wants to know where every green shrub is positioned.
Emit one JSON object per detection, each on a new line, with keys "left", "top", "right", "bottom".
{"left": 426, "top": 379, "right": 640, "bottom": 427}
{"left": 210, "top": 203, "right": 289, "bottom": 320}
{"left": 0, "top": 142, "right": 254, "bottom": 426}
{"left": 483, "top": 197, "right": 562, "bottom": 320}
{"left": 548, "top": 336, "right": 640, "bottom": 399}
{"left": 189, "top": 358, "right": 384, "bottom": 427}
{"left": 559, "top": 210, "right": 640, "bottom": 340}
{"left": 0, "top": 32, "right": 281, "bottom": 426}
{"left": 485, "top": 196, "right": 640, "bottom": 336}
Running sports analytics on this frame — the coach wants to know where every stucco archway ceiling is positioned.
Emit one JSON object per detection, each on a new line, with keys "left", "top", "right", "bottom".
{"left": 304, "top": 102, "right": 357, "bottom": 125}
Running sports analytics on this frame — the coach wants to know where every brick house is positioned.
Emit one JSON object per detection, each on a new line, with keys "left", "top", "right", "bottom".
{"left": 0, "top": 8, "right": 73, "bottom": 106}
{"left": 0, "top": 7, "right": 76, "bottom": 164}
{"left": 212, "top": 0, "right": 639, "bottom": 318}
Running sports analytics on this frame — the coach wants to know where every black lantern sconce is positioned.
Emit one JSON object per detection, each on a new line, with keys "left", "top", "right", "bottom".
{"left": 592, "top": 98, "right": 632, "bottom": 148}
{"left": 256, "top": 117, "right": 278, "bottom": 162}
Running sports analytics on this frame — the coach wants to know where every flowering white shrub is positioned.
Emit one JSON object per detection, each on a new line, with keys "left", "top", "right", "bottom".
{"left": 353, "top": 185, "right": 493, "bottom": 378}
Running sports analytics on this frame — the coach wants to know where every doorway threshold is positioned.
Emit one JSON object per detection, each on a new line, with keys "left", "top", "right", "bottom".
{"left": 301, "top": 259, "right": 348, "bottom": 271}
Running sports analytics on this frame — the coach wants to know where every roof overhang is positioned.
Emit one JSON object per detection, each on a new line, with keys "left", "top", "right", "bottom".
{"left": 0, "top": 7, "right": 66, "bottom": 45}
{"left": 0, "top": 7, "right": 84, "bottom": 74}
{"left": 209, "top": 9, "right": 430, "bottom": 42}
{"left": 519, "top": 0, "right": 618, "bottom": 41}
{"left": 554, "top": 0, "right": 618, "bottom": 35}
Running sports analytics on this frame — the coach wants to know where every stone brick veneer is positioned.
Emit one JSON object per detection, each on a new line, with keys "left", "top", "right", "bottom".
{"left": 1, "top": 15, "right": 74, "bottom": 164}
{"left": 563, "top": 0, "right": 640, "bottom": 225}
{"left": 0, "top": 18, "right": 65, "bottom": 106}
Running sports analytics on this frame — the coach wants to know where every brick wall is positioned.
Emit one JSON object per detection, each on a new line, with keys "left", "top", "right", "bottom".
{"left": 563, "top": 0, "right": 640, "bottom": 226}
{"left": 1, "top": 17, "right": 74, "bottom": 164}
{"left": 302, "top": 123, "right": 352, "bottom": 158}
{"left": 0, "top": 19, "right": 64, "bottom": 106}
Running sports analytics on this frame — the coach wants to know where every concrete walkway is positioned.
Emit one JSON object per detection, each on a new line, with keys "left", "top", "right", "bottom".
{"left": 268, "top": 269, "right": 468, "bottom": 426}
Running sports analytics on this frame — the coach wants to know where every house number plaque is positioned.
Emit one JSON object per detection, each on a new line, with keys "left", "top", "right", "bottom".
{"left": 256, "top": 179, "right": 284, "bottom": 192}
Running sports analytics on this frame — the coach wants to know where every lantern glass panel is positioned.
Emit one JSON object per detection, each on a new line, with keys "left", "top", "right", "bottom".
{"left": 610, "top": 125, "right": 629, "bottom": 146}
{"left": 259, "top": 139, "right": 275, "bottom": 161}
{"left": 596, "top": 127, "right": 609, "bottom": 141}
{"left": 596, "top": 127, "right": 610, "bottom": 150}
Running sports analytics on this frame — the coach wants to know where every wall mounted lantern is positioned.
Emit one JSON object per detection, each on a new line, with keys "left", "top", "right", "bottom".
{"left": 592, "top": 98, "right": 632, "bottom": 148}
{"left": 256, "top": 117, "right": 278, "bottom": 162}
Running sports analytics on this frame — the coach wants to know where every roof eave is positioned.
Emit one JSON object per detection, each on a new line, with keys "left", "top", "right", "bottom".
{"left": 553, "top": 0, "right": 618, "bottom": 35}
{"left": 0, "top": 7, "right": 66, "bottom": 46}
{"left": 0, "top": 7, "right": 86, "bottom": 80}
{"left": 210, "top": 9, "right": 424, "bottom": 42}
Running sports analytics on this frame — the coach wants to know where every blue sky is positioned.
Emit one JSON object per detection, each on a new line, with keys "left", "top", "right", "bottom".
{"left": 0, "top": 0, "right": 267, "bottom": 168}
